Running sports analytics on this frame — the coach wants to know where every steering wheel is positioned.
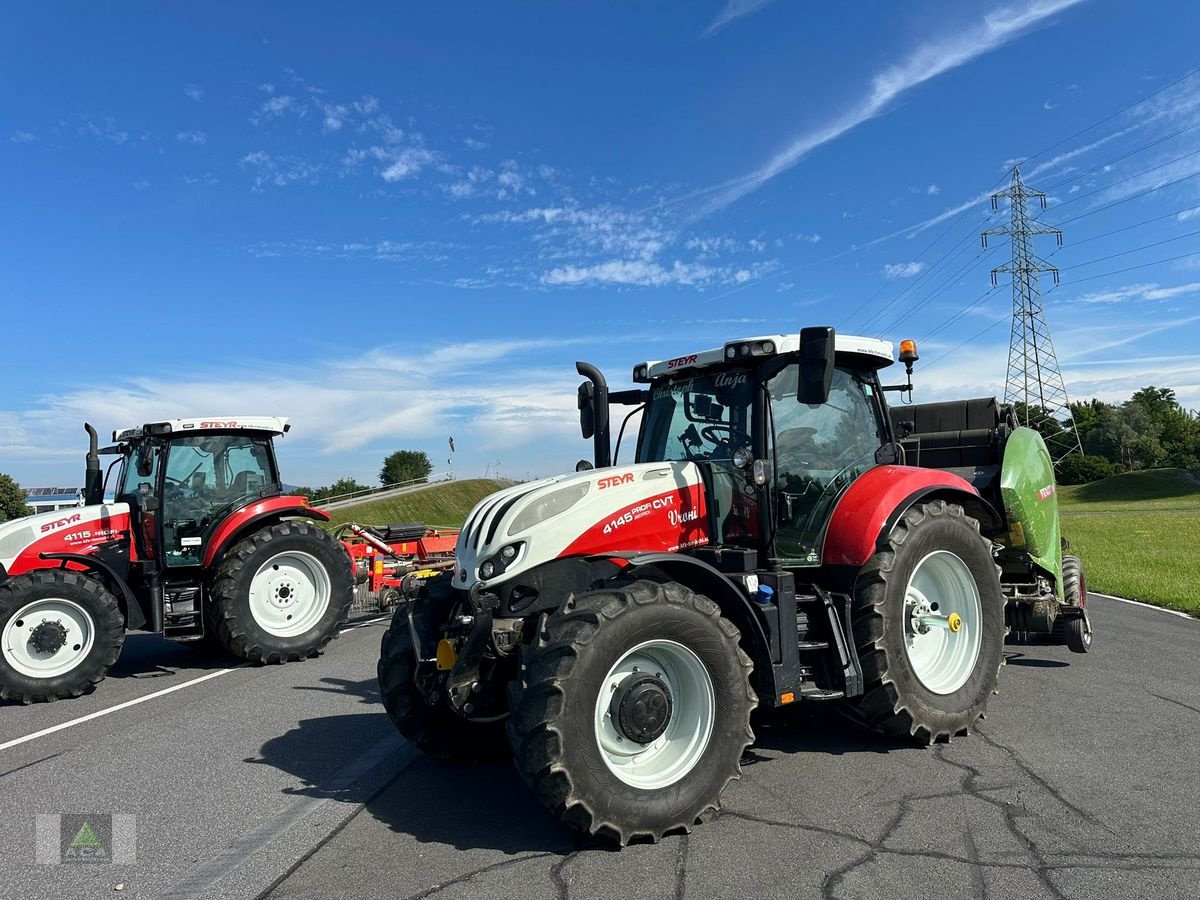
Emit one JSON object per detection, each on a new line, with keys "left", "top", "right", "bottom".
{"left": 164, "top": 475, "right": 186, "bottom": 486}
{"left": 701, "top": 424, "right": 750, "bottom": 447}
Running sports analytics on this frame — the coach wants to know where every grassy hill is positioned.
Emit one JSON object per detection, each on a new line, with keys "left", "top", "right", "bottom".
{"left": 322, "top": 478, "right": 505, "bottom": 530}
{"left": 1059, "top": 468, "right": 1200, "bottom": 614}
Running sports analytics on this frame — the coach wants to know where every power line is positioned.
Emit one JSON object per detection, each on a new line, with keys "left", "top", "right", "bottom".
{"left": 1052, "top": 171, "right": 1200, "bottom": 226}
{"left": 1069, "top": 205, "right": 1200, "bottom": 246}
{"left": 1059, "top": 228, "right": 1200, "bottom": 271}
{"left": 1037, "top": 118, "right": 1200, "bottom": 193}
{"left": 1014, "top": 66, "right": 1200, "bottom": 169}
{"left": 1055, "top": 250, "right": 1200, "bottom": 286}
{"left": 1038, "top": 146, "right": 1200, "bottom": 213}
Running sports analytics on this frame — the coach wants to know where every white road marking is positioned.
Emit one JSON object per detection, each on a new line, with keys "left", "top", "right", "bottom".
{"left": 1091, "top": 592, "right": 1197, "bottom": 621}
{"left": 0, "top": 615, "right": 393, "bottom": 754}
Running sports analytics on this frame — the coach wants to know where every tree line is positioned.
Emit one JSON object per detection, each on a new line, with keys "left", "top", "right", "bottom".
{"left": 1019, "top": 386, "right": 1198, "bottom": 484}
{"left": 290, "top": 449, "right": 434, "bottom": 502}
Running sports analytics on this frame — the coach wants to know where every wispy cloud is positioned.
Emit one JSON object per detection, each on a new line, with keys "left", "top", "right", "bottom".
{"left": 175, "top": 130, "right": 207, "bottom": 144}
{"left": 884, "top": 261, "right": 926, "bottom": 278}
{"left": 184, "top": 84, "right": 205, "bottom": 102}
{"left": 78, "top": 116, "right": 129, "bottom": 144}
{"left": 9, "top": 131, "right": 35, "bottom": 143}
{"left": 1077, "top": 282, "right": 1200, "bottom": 304}
{"left": 697, "top": 0, "right": 1085, "bottom": 213}
{"left": 239, "top": 151, "right": 320, "bottom": 189}
{"left": 701, "top": 0, "right": 775, "bottom": 38}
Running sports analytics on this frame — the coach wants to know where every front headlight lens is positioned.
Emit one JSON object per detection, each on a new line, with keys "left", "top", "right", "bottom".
{"left": 507, "top": 481, "right": 590, "bottom": 536}
{"left": 480, "top": 560, "right": 496, "bottom": 579}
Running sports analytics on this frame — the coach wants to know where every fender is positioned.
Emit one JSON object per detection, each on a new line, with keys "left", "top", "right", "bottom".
{"left": 202, "top": 496, "right": 330, "bottom": 568}
{"left": 37, "top": 552, "right": 146, "bottom": 630}
{"left": 822, "top": 466, "right": 1001, "bottom": 568}
{"left": 605, "top": 551, "right": 772, "bottom": 674}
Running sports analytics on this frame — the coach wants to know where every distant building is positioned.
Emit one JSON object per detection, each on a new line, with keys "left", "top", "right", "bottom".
{"left": 23, "top": 487, "right": 118, "bottom": 515}
{"left": 24, "top": 487, "right": 84, "bottom": 515}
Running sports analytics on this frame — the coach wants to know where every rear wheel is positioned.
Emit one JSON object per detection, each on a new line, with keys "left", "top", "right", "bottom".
{"left": 0, "top": 570, "right": 125, "bottom": 703}
{"left": 208, "top": 521, "right": 352, "bottom": 663}
{"left": 508, "top": 579, "right": 756, "bottom": 844}
{"left": 1060, "top": 556, "right": 1092, "bottom": 653}
{"left": 844, "top": 500, "right": 1005, "bottom": 743}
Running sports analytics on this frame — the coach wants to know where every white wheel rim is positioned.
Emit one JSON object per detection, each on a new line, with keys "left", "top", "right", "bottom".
{"left": 903, "top": 551, "right": 983, "bottom": 695}
{"left": 248, "top": 551, "right": 332, "bottom": 638}
{"left": 594, "top": 639, "right": 715, "bottom": 790}
{"left": 2, "top": 598, "right": 96, "bottom": 679}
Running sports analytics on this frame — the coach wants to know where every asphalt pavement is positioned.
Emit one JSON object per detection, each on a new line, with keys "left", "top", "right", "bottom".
{"left": 2, "top": 595, "right": 1198, "bottom": 900}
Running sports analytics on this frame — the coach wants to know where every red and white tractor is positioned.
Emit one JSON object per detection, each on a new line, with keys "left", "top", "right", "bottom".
{"left": 0, "top": 418, "right": 352, "bottom": 703}
{"left": 378, "top": 327, "right": 1087, "bottom": 843}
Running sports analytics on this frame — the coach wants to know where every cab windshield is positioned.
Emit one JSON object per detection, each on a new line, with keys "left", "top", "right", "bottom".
{"left": 636, "top": 369, "right": 754, "bottom": 463}
{"left": 161, "top": 435, "right": 277, "bottom": 566}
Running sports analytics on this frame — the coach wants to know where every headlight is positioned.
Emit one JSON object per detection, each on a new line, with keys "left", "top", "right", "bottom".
{"left": 480, "top": 560, "right": 496, "bottom": 579}
{"left": 507, "top": 482, "right": 590, "bottom": 536}
{"left": 478, "top": 542, "right": 523, "bottom": 581}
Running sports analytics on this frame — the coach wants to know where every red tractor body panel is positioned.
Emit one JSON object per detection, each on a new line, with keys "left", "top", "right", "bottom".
{"left": 3, "top": 506, "right": 134, "bottom": 577}
{"left": 558, "top": 482, "right": 710, "bottom": 558}
{"left": 821, "top": 465, "right": 979, "bottom": 567}
{"left": 202, "top": 496, "right": 328, "bottom": 567}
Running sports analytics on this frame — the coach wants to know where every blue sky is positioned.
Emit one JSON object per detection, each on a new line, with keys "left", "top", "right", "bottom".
{"left": 3, "top": 0, "right": 1200, "bottom": 487}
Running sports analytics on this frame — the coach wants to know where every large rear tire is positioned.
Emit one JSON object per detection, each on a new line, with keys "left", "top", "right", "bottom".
{"left": 208, "top": 521, "right": 352, "bottom": 663}
{"left": 0, "top": 570, "right": 125, "bottom": 703}
{"left": 844, "top": 500, "right": 1005, "bottom": 743}
{"left": 508, "top": 579, "right": 756, "bottom": 844}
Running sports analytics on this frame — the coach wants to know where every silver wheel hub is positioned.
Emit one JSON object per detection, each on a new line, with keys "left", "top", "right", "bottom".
{"left": 902, "top": 550, "right": 983, "bottom": 695}
{"left": 2, "top": 598, "right": 96, "bottom": 679}
{"left": 594, "top": 639, "right": 715, "bottom": 790}
{"left": 248, "top": 551, "right": 332, "bottom": 638}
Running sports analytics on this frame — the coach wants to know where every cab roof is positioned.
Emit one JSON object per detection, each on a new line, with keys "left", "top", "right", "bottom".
{"left": 115, "top": 417, "right": 290, "bottom": 442}
{"left": 638, "top": 333, "right": 894, "bottom": 380}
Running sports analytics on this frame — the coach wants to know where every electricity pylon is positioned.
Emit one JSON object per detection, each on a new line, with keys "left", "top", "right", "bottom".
{"left": 982, "top": 166, "right": 1083, "bottom": 463}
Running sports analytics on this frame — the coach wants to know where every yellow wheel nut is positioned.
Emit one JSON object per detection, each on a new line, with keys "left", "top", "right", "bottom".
{"left": 947, "top": 612, "right": 963, "bottom": 633}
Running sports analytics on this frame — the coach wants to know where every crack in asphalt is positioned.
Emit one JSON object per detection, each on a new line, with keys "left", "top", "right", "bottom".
{"left": 549, "top": 847, "right": 582, "bottom": 900}
{"left": 673, "top": 832, "right": 689, "bottom": 900}
{"left": 401, "top": 852, "right": 558, "bottom": 900}
{"left": 1146, "top": 689, "right": 1200, "bottom": 717}
{"left": 973, "top": 726, "right": 1116, "bottom": 835}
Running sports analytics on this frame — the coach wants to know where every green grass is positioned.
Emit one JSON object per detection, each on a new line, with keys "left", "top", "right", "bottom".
{"left": 321, "top": 478, "right": 506, "bottom": 530}
{"left": 1058, "top": 468, "right": 1200, "bottom": 614}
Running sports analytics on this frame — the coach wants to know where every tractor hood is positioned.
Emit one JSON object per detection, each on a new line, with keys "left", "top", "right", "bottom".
{"left": 452, "top": 461, "right": 711, "bottom": 591}
{"left": 0, "top": 504, "right": 132, "bottom": 577}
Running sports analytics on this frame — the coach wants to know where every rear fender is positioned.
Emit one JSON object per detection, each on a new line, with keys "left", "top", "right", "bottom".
{"left": 823, "top": 466, "right": 1001, "bottom": 568}
{"left": 202, "top": 497, "right": 330, "bottom": 568}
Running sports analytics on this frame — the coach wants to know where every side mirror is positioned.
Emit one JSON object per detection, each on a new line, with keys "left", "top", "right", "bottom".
{"left": 798, "top": 326, "right": 835, "bottom": 405}
{"left": 577, "top": 381, "right": 595, "bottom": 439}
{"left": 575, "top": 459, "right": 594, "bottom": 472}
{"left": 136, "top": 447, "right": 155, "bottom": 478}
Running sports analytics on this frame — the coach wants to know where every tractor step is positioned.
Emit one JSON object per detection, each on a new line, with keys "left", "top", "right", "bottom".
{"left": 163, "top": 584, "right": 205, "bottom": 640}
{"left": 796, "top": 640, "right": 830, "bottom": 651}
{"left": 799, "top": 686, "right": 845, "bottom": 700}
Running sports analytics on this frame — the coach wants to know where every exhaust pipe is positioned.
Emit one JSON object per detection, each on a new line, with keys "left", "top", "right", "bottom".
{"left": 83, "top": 423, "right": 103, "bottom": 506}
{"left": 576, "top": 361, "right": 611, "bottom": 469}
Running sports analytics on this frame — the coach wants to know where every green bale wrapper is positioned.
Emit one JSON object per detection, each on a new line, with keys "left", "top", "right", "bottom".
{"left": 998, "top": 427, "right": 1063, "bottom": 598}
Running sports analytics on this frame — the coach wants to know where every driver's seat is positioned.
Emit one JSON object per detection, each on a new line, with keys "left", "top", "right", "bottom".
{"left": 231, "top": 470, "right": 265, "bottom": 495}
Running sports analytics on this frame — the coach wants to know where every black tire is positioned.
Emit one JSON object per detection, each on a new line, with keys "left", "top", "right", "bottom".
{"left": 0, "top": 570, "right": 125, "bottom": 704}
{"left": 507, "top": 579, "right": 756, "bottom": 845}
{"left": 844, "top": 500, "right": 1005, "bottom": 744}
{"left": 208, "top": 520, "right": 352, "bottom": 663}
{"left": 1056, "top": 555, "right": 1092, "bottom": 652}
{"left": 376, "top": 602, "right": 509, "bottom": 763}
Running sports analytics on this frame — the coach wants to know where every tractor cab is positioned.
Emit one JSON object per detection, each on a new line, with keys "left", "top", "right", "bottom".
{"left": 611, "top": 328, "right": 902, "bottom": 568}
{"left": 104, "top": 418, "right": 290, "bottom": 568}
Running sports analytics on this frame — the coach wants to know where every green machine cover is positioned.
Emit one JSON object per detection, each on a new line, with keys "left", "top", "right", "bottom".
{"left": 998, "top": 427, "right": 1063, "bottom": 598}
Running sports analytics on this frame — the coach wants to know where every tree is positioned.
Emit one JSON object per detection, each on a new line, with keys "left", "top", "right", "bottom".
{"left": 315, "top": 477, "right": 370, "bottom": 501}
{"left": 380, "top": 449, "right": 432, "bottom": 486}
{"left": 1056, "top": 453, "right": 1117, "bottom": 485}
{"left": 0, "top": 473, "right": 33, "bottom": 522}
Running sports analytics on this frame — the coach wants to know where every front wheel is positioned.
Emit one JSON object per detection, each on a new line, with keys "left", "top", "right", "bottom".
{"left": 844, "top": 500, "right": 1005, "bottom": 743}
{"left": 208, "top": 520, "right": 352, "bottom": 663}
{"left": 508, "top": 579, "right": 756, "bottom": 844}
{"left": 1060, "top": 555, "right": 1092, "bottom": 653}
{"left": 0, "top": 570, "right": 125, "bottom": 703}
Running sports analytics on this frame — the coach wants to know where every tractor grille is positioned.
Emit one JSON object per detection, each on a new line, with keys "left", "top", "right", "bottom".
{"left": 460, "top": 483, "right": 542, "bottom": 555}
